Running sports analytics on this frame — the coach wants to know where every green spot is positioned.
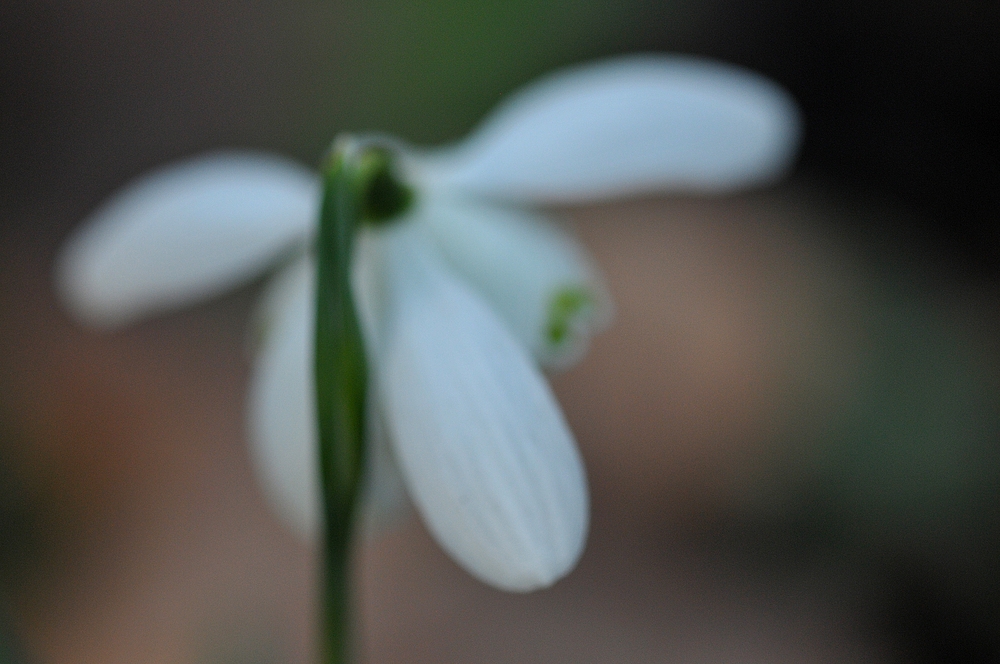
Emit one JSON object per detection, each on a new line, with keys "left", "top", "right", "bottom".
{"left": 546, "top": 286, "right": 594, "bottom": 347}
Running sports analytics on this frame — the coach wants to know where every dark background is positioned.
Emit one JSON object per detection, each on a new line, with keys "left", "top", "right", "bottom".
{"left": 3, "top": 1, "right": 997, "bottom": 272}
{"left": 2, "top": 1, "right": 999, "bottom": 662}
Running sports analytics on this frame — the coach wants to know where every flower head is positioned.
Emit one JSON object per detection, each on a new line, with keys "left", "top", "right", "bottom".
{"left": 56, "top": 55, "right": 799, "bottom": 591}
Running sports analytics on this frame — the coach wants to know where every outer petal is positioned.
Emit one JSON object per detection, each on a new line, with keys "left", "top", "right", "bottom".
{"left": 379, "top": 224, "right": 588, "bottom": 591}
{"left": 56, "top": 152, "right": 319, "bottom": 328}
{"left": 247, "top": 254, "right": 408, "bottom": 539}
{"left": 416, "top": 194, "right": 611, "bottom": 369}
{"left": 418, "top": 54, "right": 801, "bottom": 202}
{"left": 247, "top": 256, "right": 318, "bottom": 538}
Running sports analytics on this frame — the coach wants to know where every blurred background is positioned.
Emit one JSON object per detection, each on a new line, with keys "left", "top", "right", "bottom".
{"left": 1, "top": 0, "right": 999, "bottom": 662}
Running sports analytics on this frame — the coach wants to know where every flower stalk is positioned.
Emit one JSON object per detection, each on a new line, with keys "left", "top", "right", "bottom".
{"left": 314, "top": 143, "right": 367, "bottom": 664}
{"left": 314, "top": 139, "right": 411, "bottom": 663}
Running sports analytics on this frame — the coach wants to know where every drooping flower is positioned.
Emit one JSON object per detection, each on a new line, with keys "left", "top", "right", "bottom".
{"left": 56, "top": 55, "right": 800, "bottom": 591}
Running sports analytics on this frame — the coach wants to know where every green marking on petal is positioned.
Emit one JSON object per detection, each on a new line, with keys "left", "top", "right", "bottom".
{"left": 546, "top": 286, "right": 594, "bottom": 348}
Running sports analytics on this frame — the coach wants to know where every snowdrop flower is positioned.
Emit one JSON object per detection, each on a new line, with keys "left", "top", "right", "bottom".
{"left": 56, "top": 55, "right": 800, "bottom": 591}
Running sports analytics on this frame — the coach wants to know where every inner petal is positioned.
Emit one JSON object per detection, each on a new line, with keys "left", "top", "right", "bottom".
{"left": 413, "top": 194, "right": 611, "bottom": 369}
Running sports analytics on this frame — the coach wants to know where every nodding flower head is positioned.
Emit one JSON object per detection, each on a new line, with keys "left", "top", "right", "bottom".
{"left": 56, "top": 54, "right": 800, "bottom": 591}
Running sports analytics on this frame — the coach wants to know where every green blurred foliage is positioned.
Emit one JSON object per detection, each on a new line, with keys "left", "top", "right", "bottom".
{"left": 0, "top": 618, "right": 22, "bottom": 664}
{"left": 1, "top": 0, "right": 718, "bottom": 201}
{"left": 277, "top": 0, "right": 714, "bottom": 159}
{"left": 758, "top": 280, "right": 1000, "bottom": 635}
{"left": 334, "top": 0, "right": 634, "bottom": 141}
{"left": 814, "top": 296, "right": 1000, "bottom": 544}
{"left": 1, "top": 432, "right": 25, "bottom": 664}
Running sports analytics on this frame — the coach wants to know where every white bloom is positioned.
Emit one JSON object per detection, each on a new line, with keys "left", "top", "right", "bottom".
{"left": 55, "top": 55, "right": 800, "bottom": 591}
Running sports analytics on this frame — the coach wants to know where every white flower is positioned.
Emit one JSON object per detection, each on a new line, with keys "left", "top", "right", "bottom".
{"left": 55, "top": 55, "right": 800, "bottom": 591}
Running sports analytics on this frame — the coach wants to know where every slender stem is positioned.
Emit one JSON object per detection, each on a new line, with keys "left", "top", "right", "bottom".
{"left": 315, "top": 147, "right": 368, "bottom": 664}
{"left": 314, "top": 137, "right": 413, "bottom": 664}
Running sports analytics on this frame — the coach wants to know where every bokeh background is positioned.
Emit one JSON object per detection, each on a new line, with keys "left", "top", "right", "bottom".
{"left": 2, "top": 1, "right": 999, "bottom": 662}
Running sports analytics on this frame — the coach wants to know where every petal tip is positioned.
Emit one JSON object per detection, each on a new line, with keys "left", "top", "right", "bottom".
{"left": 55, "top": 150, "right": 319, "bottom": 328}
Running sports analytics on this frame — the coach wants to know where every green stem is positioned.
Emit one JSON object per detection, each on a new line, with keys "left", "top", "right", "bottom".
{"left": 315, "top": 146, "right": 368, "bottom": 664}
{"left": 314, "top": 137, "right": 413, "bottom": 664}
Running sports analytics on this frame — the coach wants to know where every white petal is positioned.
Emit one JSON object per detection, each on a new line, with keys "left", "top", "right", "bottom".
{"left": 418, "top": 55, "right": 801, "bottom": 202}
{"left": 56, "top": 152, "right": 319, "bottom": 328}
{"left": 351, "top": 227, "right": 392, "bottom": 356}
{"left": 360, "top": 399, "right": 412, "bottom": 533}
{"left": 416, "top": 195, "right": 611, "bottom": 369}
{"left": 247, "top": 255, "right": 408, "bottom": 540}
{"left": 247, "top": 256, "right": 318, "bottom": 538}
{"left": 379, "top": 224, "right": 588, "bottom": 591}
